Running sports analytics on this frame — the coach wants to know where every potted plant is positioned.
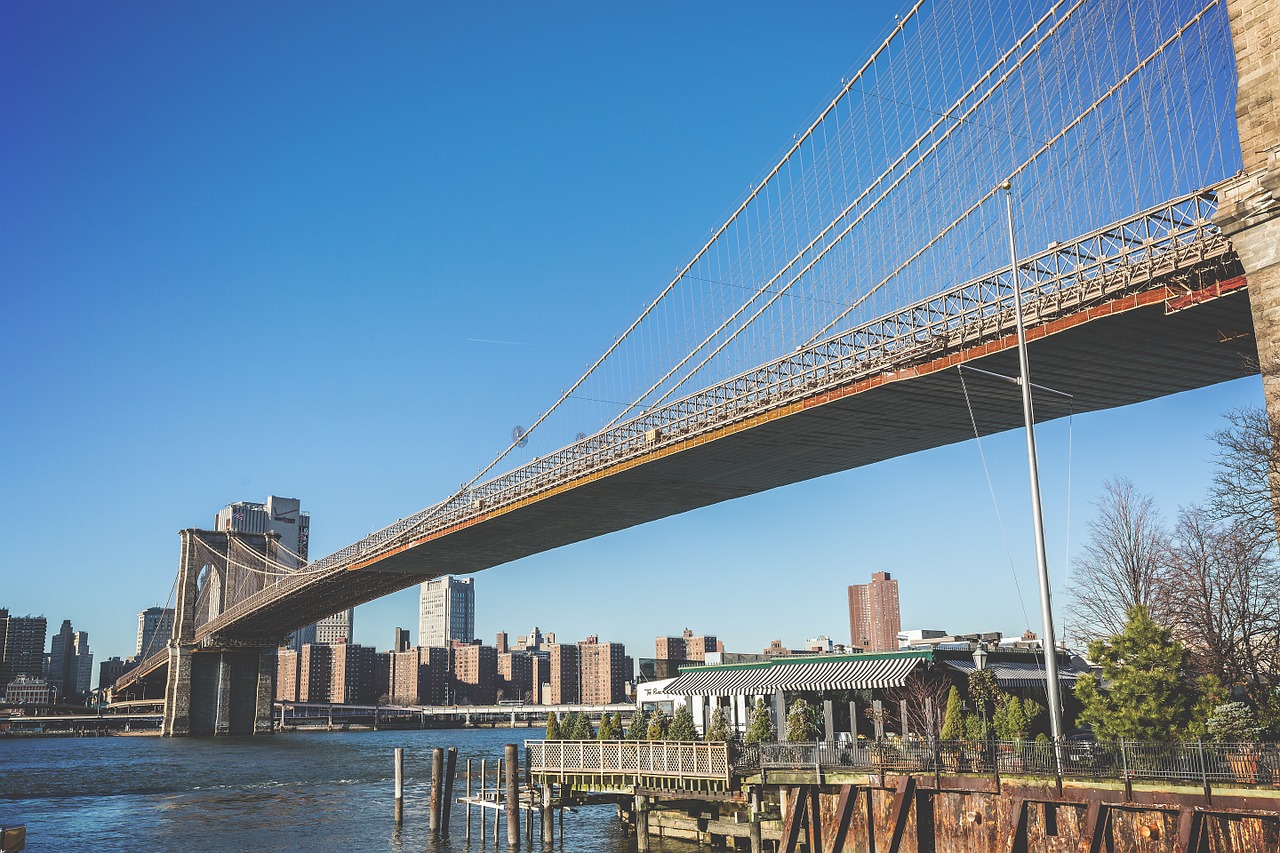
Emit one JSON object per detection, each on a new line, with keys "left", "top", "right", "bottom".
{"left": 1207, "top": 702, "right": 1262, "bottom": 783}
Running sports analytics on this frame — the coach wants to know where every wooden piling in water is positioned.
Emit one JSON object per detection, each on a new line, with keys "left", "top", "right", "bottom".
{"left": 442, "top": 747, "right": 457, "bottom": 836}
{"left": 394, "top": 747, "right": 404, "bottom": 827}
{"left": 505, "top": 743, "right": 520, "bottom": 849}
{"left": 634, "top": 793, "right": 650, "bottom": 852}
{"left": 494, "top": 757, "right": 502, "bottom": 842}
{"left": 429, "top": 747, "right": 444, "bottom": 834}
{"left": 542, "top": 783, "right": 554, "bottom": 847}
{"left": 465, "top": 758, "right": 472, "bottom": 840}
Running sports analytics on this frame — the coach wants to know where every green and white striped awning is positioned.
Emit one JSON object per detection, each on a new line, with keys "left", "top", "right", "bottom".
{"left": 663, "top": 664, "right": 774, "bottom": 696}
{"left": 664, "top": 653, "right": 929, "bottom": 697}
{"left": 756, "top": 655, "right": 925, "bottom": 692}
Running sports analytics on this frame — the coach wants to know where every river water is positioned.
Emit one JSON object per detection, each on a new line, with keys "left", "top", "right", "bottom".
{"left": 1, "top": 728, "right": 701, "bottom": 853}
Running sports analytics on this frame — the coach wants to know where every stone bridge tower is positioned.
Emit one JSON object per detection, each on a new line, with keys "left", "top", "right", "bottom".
{"left": 1218, "top": 0, "right": 1280, "bottom": 527}
{"left": 162, "top": 529, "right": 281, "bottom": 736}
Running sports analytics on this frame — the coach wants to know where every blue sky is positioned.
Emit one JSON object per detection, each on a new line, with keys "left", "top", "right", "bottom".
{"left": 0, "top": 2, "right": 1259, "bottom": 675}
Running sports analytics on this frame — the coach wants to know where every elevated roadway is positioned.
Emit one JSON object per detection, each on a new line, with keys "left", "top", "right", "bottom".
{"left": 118, "top": 186, "right": 1254, "bottom": 692}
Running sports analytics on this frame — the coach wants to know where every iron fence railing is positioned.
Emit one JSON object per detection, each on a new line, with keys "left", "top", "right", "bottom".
{"left": 759, "top": 739, "right": 1280, "bottom": 787}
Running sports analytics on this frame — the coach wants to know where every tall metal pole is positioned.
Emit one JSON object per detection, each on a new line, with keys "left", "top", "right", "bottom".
{"left": 1003, "top": 181, "right": 1065, "bottom": 746}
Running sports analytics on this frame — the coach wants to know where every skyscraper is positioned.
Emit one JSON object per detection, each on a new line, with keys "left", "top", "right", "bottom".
{"left": 48, "top": 620, "right": 92, "bottom": 701}
{"left": 214, "top": 495, "right": 353, "bottom": 647}
{"left": 136, "top": 607, "right": 174, "bottom": 659}
{"left": 0, "top": 609, "right": 47, "bottom": 689}
{"left": 848, "top": 571, "right": 901, "bottom": 652}
{"left": 418, "top": 576, "right": 474, "bottom": 647}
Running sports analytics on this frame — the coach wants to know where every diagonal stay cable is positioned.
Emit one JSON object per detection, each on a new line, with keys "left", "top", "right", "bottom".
{"left": 958, "top": 365, "right": 1034, "bottom": 631}
{"left": 802, "top": 0, "right": 1221, "bottom": 346}
{"left": 611, "top": 0, "right": 1085, "bottom": 423}
{"left": 391, "top": 1, "right": 930, "bottom": 537}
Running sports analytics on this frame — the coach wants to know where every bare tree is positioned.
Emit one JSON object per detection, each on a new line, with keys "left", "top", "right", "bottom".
{"left": 1066, "top": 478, "right": 1171, "bottom": 643}
{"left": 1209, "top": 407, "right": 1280, "bottom": 543}
{"left": 1164, "top": 505, "right": 1280, "bottom": 690}
{"left": 882, "top": 670, "right": 954, "bottom": 739}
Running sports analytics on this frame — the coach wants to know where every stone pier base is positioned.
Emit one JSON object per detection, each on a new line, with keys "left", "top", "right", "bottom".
{"left": 162, "top": 647, "right": 277, "bottom": 736}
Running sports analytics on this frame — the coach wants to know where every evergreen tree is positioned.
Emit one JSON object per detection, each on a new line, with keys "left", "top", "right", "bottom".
{"left": 647, "top": 708, "right": 670, "bottom": 740}
{"left": 668, "top": 705, "right": 698, "bottom": 741}
{"left": 572, "top": 713, "right": 594, "bottom": 740}
{"left": 597, "top": 712, "right": 617, "bottom": 740}
{"left": 1074, "top": 605, "right": 1200, "bottom": 740}
{"left": 626, "top": 710, "right": 649, "bottom": 740}
{"left": 785, "top": 698, "right": 821, "bottom": 742}
{"left": 990, "top": 693, "right": 1044, "bottom": 740}
{"left": 940, "top": 686, "right": 965, "bottom": 740}
{"left": 545, "top": 712, "right": 562, "bottom": 740}
{"left": 992, "top": 695, "right": 1022, "bottom": 741}
{"left": 1021, "top": 699, "right": 1045, "bottom": 738}
{"left": 559, "top": 711, "right": 578, "bottom": 739}
{"left": 1206, "top": 702, "right": 1263, "bottom": 742}
{"left": 706, "top": 707, "right": 732, "bottom": 742}
{"left": 744, "top": 698, "right": 776, "bottom": 745}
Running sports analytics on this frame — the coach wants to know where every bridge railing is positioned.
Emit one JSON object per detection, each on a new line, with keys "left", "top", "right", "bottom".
{"left": 197, "top": 185, "right": 1236, "bottom": 640}
{"left": 526, "top": 740, "right": 730, "bottom": 783}
{"left": 362, "top": 187, "right": 1229, "bottom": 551}
{"left": 760, "top": 739, "right": 1280, "bottom": 787}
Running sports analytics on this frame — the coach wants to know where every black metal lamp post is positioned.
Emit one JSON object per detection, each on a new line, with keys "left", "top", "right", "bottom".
{"left": 972, "top": 642, "right": 989, "bottom": 741}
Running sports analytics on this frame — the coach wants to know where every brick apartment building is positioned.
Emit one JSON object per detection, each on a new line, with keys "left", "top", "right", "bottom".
{"left": 388, "top": 646, "right": 449, "bottom": 705}
{"left": 451, "top": 641, "right": 497, "bottom": 705}
{"left": 847, "top": 571, "right": 901, "bottom": 652}
{"left": 498, "top": 651, "right": 533, "bottom": 702}
{"left": 578, "top": 636, "right": 630, "bottom": 704}
{"left": 546, "top": 643, "right": 579, "bottom": 704}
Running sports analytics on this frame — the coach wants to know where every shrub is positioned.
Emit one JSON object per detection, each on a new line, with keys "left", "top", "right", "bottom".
{"left": 668, "top": 706, "right": 698, "bottom": 741}
{"left": 706, "top": 707, "right": 731, "bottom": 742}
{"left": 571, "top": 713, "right": 594, "bottom": 740}
{"left": 626, "top": 710, "right": 649, "bottom": 740}
{"left": 647, "top": 708, "right": 670, "bottom": 740}
{"left": 1206, "top": 702, "right": 1262, "bottom": 742}
{"left": 744, "top": 698, "right": 776, "bottom": 745}
{"left": 940, "top": 686, "right": 965, "bottom": 740}
{"left": 785, "top": 698, "right": 821, "bottom": 742}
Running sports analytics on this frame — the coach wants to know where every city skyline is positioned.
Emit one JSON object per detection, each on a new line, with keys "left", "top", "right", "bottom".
{"left": 1, "top": 0, "right": 1263, "bottom": 676}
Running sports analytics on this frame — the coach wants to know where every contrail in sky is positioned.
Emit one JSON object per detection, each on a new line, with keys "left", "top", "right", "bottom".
{"left": 465, "top": 337, "right": 535, "bottom": 347}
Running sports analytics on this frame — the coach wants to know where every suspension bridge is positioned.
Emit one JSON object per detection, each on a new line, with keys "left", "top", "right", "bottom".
{"left": 112, "top": 0, "right": 1280, "bottom": 737}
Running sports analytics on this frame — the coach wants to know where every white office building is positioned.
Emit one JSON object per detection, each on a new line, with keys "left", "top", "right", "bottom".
{"left": 136, "top": 607, "right": 175, "bottom": 658}
{"left": 215, "top": 495, "right": 353, "bottom": 647}
{"left": 419, "top": 576, "right": 474, "bottom": 647}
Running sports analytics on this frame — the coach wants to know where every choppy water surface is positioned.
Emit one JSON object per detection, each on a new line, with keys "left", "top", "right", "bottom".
{"left": 1, "top": 728, "right": 700, "bottom": 853}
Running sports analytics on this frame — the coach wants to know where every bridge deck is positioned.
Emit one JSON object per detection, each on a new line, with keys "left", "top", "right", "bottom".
{"left": 218, "top": 269, "right": 1252, "bottom": 639}
{"left": 113, "top": 190, "right": 1252, "bottom": 692}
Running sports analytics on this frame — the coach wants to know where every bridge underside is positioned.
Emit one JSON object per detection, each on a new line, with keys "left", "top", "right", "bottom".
{"left": 219, "top": 273, "right": 1254, "bottom": 639}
